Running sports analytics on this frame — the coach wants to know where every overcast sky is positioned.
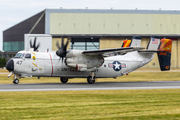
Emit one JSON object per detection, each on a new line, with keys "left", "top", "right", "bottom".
{"left": 1, "top": 0, "right": 180, "bottom": 51}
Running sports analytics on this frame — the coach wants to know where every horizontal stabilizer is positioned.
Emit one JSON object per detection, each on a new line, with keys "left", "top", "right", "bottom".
{"left": 138, "top": 50, "right": 158, "bottom": 53}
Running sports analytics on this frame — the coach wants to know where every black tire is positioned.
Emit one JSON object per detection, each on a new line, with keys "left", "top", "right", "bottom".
{"left": 60, "top": 78, "right": 68, "bottom": 83}
{"left": 13, "top": 79, "right": 19, "bottom": 84}
{"left": 87, "top": 76, "right": 95, "bottom": 84}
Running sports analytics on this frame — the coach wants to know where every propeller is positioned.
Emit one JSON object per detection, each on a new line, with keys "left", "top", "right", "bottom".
{"left": 56, "top": 37, "right": 69, "bottom": 62}
{"left": 30, "top": 37, "right": 40, "bottom": 51}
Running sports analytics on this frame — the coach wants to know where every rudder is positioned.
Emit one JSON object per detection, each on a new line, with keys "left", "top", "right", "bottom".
{"left": 157, "top": 39, "right": 172, "bottom": 71}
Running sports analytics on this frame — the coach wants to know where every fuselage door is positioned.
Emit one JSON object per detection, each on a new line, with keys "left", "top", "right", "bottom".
{"left": 23, "top": 53, "right": 32, "bottom": 73}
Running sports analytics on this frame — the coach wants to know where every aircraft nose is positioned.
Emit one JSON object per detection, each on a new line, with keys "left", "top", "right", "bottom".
{"left": 6, "top": 59, "right": 14, "bottom": 72}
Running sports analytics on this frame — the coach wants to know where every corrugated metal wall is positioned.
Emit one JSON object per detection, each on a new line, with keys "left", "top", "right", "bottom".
{"left": 50, "top": 13, "right": 180, "bottom": 35}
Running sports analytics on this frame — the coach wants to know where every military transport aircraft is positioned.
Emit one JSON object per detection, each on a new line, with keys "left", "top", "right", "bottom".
{"left": 6, "top": 36, "right": 172, "bottom": 84}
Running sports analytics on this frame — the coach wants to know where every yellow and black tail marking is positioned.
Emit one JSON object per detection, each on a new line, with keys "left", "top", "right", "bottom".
{"left": 158, "top": 39, "right": 172, "bottom": 52}
{"left": 121, "top": 40, "right": 131, "bottom": 47}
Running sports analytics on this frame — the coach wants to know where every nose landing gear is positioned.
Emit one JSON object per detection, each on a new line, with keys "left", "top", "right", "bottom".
{"left": 12, "top": 74, "right": 21, "bottom": 84}
{"left": 13, "top": 79, "right": 19, "bottom": 84}
{"left": 7, "top": 72, "right": 21, "bottom": 84}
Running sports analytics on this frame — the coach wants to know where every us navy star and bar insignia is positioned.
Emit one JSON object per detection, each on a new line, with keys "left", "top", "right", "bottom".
{"left": 108, "top": 61, "right": 126, "bottom": 71}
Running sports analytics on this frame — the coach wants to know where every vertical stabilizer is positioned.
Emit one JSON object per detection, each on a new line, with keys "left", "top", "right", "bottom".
{"left": 157, "top": 39, "right": 172, "bottom": 71}
{"left": 147, "top": 36, "right": 160, "bottom": 50}
{"left": 121, "top": 36, "right": 141, "bottom": 48}
{"left": 130, "top": 36, "right": 141, "bottom": 47}
{"left": 121, "top": 40, "right": 131, "bottom": 47}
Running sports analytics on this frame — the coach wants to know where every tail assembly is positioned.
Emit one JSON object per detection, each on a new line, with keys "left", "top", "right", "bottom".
{"left": 157, "top": 39, "right": 172, "bottom": 71}
{"left": 135, "top": 36, "right": 172, "bottom": 71}
{"left": 121, "top": 36, "right": 172, "bottom": 71}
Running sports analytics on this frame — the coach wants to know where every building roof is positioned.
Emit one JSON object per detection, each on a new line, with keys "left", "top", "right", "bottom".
{"left": 45, "top": 8, "right": 180, "bottom": 14}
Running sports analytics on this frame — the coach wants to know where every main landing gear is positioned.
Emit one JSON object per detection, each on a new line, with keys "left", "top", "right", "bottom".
{"left": 60, "top": 71, "right": 96, "bottom": 84}
{"left": 60, "top": 77, "right": 68, "bottom": 83}
{"left": 87, "top": 71, "right": 96, "bottom": 84}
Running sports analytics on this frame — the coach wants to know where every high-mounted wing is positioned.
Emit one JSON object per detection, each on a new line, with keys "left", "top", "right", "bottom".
{"left": 82, "top": 47, "right": 144, "bottom": 56}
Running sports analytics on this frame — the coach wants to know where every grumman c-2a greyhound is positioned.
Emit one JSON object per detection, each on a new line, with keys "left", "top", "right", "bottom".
{"left": 6, "top": 36, "right": 172, "bottom": 84}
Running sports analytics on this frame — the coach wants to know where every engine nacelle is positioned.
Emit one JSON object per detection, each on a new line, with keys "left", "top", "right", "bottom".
{"left": 76, "top": 64, "right": 87, "bottom": 72}
{"left": 66, "top": 63, "right": 87, "bottom": 72}
{"left": 65, "top": 49, "right": 104, "bottom": 71}
{"left": 66, "top": 50, "right": 82, "bottom": 58}
{"left": 66, "top": 58, "right": 75, "bottom": 63}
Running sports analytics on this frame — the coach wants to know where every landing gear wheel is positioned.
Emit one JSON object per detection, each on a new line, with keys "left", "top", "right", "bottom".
{"left": 13, "top": 79, "right": 19, "bottom": 84}
{"left": 60, "top": 78, "right": 68, "bottom": 83}
{"left": 87, "top": 76, "right": 95, "bottom": 84}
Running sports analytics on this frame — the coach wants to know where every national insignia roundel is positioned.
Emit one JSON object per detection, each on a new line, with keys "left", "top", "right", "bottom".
{"left": 113, "top": 61, "right": 121, "bottom": 71}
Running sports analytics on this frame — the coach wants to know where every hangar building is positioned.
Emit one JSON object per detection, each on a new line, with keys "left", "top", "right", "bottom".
{"left": 3, "top": 9, "right": 180, "bottom": 69}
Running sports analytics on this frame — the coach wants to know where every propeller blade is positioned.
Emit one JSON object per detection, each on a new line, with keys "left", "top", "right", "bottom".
{"left": 35, "top": 43, "right": 40, "bottom": 51}
{"left": 30, "top": 39, "right": 33, "bottom": 48}
{"left": 33, "top": 37, "right": 37, "bottom": 50}
{"left": 29, "top": 37, "right": 40, "bottom": 51}
{"left": 61, "top": 37, "right": 64, "bottom": 48}
{"left": 61, "top": 56, "right": 64, "bottom": 63}
{"left": 56, "top": 41, "right": 60, "bottom": 49}
{"left": 65, "top": 39, "right": 69, "bottom": 49}
{"left": 56, "top": 37, "right": 70, "bottom": 62}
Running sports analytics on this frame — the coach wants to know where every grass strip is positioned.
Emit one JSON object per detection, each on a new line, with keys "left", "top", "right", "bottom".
{"left": 0, "top": 89, "right": 180, "bottom": 120}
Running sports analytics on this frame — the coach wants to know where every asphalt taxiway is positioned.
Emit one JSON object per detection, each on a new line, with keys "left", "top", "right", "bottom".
{"left": 0, "top": 81, "right": 180, "bottom": 92}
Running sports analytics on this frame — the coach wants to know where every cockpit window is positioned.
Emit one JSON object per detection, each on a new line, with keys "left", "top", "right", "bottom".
{"left": 21, "top": 53, "right": 25, "bottom": 58}
{"left": 25, "top": 53, "right": 31, "bottom": 58}
{"left": 15, "top": 53, "right": 22, "bottom": 58}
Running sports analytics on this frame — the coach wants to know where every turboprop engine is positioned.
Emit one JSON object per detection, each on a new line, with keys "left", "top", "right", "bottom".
{"left": 56, "top": 38, "right": 104, "bottom": 72}
{"left": 65, "top": 50, "right": 104, "bottom": 71}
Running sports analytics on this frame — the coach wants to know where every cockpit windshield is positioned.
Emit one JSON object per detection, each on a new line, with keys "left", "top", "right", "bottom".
{"left": 14, "top": 53, "right": 22, "bottom": 58}
{"left": 21, "top": 53, "right": 25, "bottom": 58}
{"left": 15, "top": 52, "right": 31, "bottom": 59}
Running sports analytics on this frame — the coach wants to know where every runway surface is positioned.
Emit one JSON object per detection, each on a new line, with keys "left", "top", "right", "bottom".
{"left": 0, "top": 81, "right": 180, "bottom": 92}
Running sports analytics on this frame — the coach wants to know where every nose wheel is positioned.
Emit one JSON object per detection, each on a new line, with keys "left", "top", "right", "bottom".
{"left": 12, "top": 74, "right": 21, "bottom": 84}
{"left": 13, "top": 79, "right": 19, "bottom": 84}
